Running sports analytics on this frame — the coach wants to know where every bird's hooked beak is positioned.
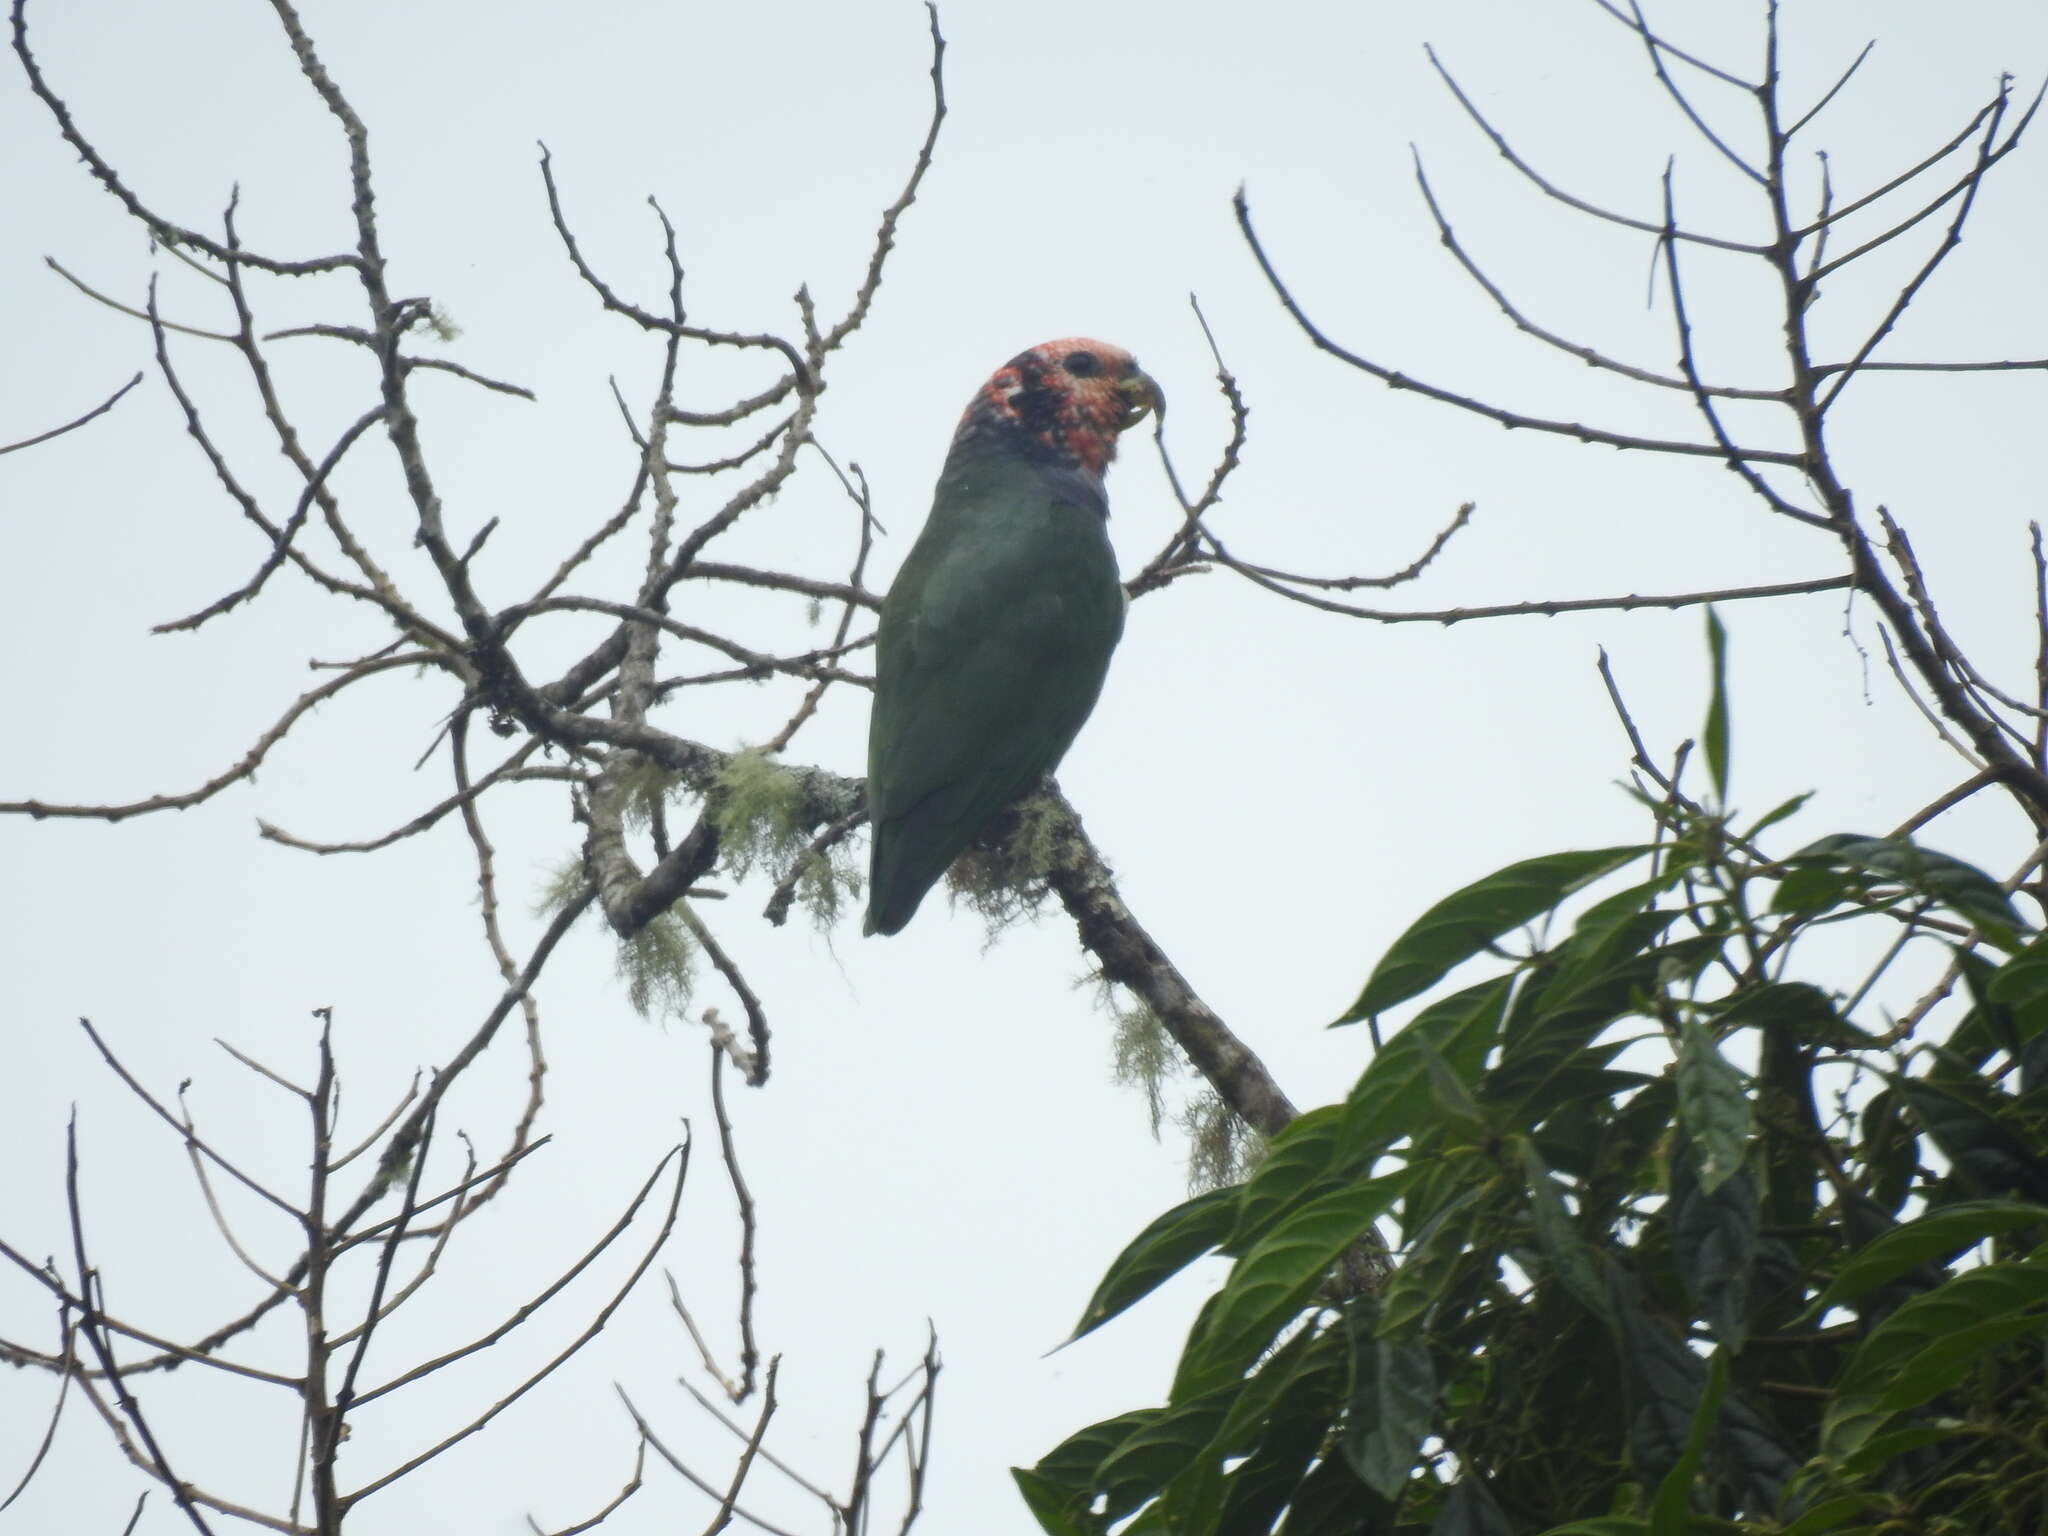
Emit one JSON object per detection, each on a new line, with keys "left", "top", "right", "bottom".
{"left": 1116, "top": 369, "right": 1164, "bottom": 432}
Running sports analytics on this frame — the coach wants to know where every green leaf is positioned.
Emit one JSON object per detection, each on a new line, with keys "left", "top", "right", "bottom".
{"left": 1204, "top": 1329, "right": 1349, "bottom": 1536}
{"left": 1677, "top": 1020, "right": 1751, "bottom": 1196}
{"left": 1739, "top": 791, "right": 1810, "bottom": 843}
{"left": 1378, "top": 1186, "right": 1484, "bottom": 1340}
{"left": 1529, "top": 1524, "right": 1651, "bottom": 1536}
{"left": 1211, "top": 1422, "right": 1325, "bottom": 1536}
{"left": 1609, "top": 1268, "right": 1797, "bottom": 1512}
{"left": 1534, "top": 888, "right": 1686, "bottom": 1033}
{"left": 1579, "top": 1074, "right": 1678, "bottom": 1230}
{"left": 1275, "top": 1457, "right": 1388, "bottom": 1536}
{"left": 1942, "top": 947, "right": 2012, "bottom": 1068}
{"left": 1811, "top": 1199, "right": 2048, "bottom": 1314}
{"left": 1574, "top": 873, "right": 1684, "bottom": 934}
{"left": 1520, "top": 1140, "right": 1609, "bottom": 1316}
{"left": 1488, "top": 936, "right": 1724, "bottom": 1111}
{"left": 1668, "top": 1127, "right": 1758, "bottom": 1353}
{"left": 1012, "top": 1467, "right": 1101, "bottom": 1536}
{"left": 1426, "top": 1046, "right": 1491, "bottom": 1143}
{"left": 1715, "top": 981, "right": 1874, "bottom": 1048}
{"left": 1770, "top": 865, "right": 1857, "bottom": 918}
{"left": 1649, "top": 1350, "right": 1727, "bottom": 1535}
{"left": 1859, "top": 1087, "right": 1916, "bottom": 1216}
{"left": 1834, "top": 1420, "right": 1969, "bottom": 1483}
{"left": 1173, "top": 1171, "right": 1414, "bottom": 1401}
{"left": 1338, "top": 846, "right": 1651, "bottom": 1023}
{"left": 1030, "top": 1409, "right": 1159, "bottom": 1520}
{"left": 1821, "top": 1257, "right": 2048, "bottom": 1459}
{"left": 1777, "top": 1492, "right": 1887, "bottom": 1536}
{"left": 1897, "top": 1075, "right": 2048, "bottom": 1202}
{"left": 1430, "top": 1475, "right": 1513, "bottom": 1536}
{"left": 1609, "top": 1269, "right": 1710, "bottom": 1486}
{"left": 1225, "top": 1105, "right": 1346, "bottom": 1254}
{"left": 1093, "top": 1382, "right": 1237, "bottom": 1520}
{"left": 1718, "top": 1394, "right": 1802, "bottom": 1516}
{"left": 1070, "top": 1185, "right": 1240, "bottom": 1341}
{"left": 1341, "top": 977, "right": 1509, "bottom": 1162}
{"left": 1989, "top": 929, "right": 2048, "bottom": 1010}
{"left": 1342, "top": 1330, "right": 1437, "bottom": 1501}
{"left": 1778, "top": 833, "right": 2028, "bottom": 949}
{"left": 1148, "top": 1324, "right": 1330, "bottom": 1528}
{"left": 1701, "top": 608, "right": 1730, "bottom": 806}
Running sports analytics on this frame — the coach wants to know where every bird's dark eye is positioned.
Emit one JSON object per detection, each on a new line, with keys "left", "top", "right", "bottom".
{"left": 1062, "top": 351, "right": 1101, "bottom": 377}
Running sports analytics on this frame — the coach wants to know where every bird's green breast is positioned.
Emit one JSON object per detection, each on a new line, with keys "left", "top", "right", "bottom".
{"left": 888, "top": 454, "right": 1123, "bottom": 677}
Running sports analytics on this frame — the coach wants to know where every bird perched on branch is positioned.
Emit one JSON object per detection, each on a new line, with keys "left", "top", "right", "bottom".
{"left": 864, "top": 338, "right": 1164, "bottom": 936}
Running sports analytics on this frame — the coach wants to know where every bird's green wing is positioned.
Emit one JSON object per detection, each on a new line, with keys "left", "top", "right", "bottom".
{"left": 865, "top": 467, "right": 1124, "bottom": 934}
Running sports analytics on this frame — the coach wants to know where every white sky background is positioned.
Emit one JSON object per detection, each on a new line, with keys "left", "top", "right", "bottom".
{"left": 5, "top": 1, "right": 2048, "bottom": 1531}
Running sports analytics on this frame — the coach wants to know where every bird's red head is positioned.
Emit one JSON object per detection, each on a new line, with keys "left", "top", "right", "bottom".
{"left": 953, "top": 338, "right": 1164, "bottom": 478}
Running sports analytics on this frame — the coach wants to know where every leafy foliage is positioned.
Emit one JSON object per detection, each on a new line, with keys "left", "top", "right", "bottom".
{"left": 1020, "top": 660, "right": 2048, "bottom": 1534}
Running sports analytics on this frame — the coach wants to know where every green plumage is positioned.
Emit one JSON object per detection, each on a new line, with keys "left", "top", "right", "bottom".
{"left": 864, "top": 447, "right": 1125, "bottom": 935}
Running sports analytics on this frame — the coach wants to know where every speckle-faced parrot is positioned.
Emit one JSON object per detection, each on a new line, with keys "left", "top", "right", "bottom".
{"left": 863, "top": 338, "right": 1163, "bottom": 936}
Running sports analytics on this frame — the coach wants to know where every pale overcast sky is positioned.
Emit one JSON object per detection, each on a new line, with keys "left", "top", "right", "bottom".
{"left": 6, "top": 2, "right": 2048, "bottom": 1531}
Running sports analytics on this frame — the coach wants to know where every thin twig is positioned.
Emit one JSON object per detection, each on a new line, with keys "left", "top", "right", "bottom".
{"left": 701, "top": 1359, "right": 780, "bottom": 1536}
{"left": 620, "top": 1389, "right": 802, "bottom": 1536}
{"left": 1410, "top": 154, "right": 1781, "bottom": 400}
{"left": 448, "top": 714, "right": 550, "bottom": 1211}
{"left": 763, "top": 808, "right": 866, "bottom": 927}
{"left": 1424, "top": 43, "right": 1766, "bottom": 254}
{"left": 1128, "top": 294, "right": 1250, "bottom": 599}
{"left": 1587, "top": 0, "right": 1757, "bottom": 90}
{"left": 526, "top": 1442, "right": 647, "bottom": 1536}
{"left": 1817, "top": 79, "right": 2040, "bottom": 411}
{"left": 674, "top": 1375, "right": 838, "bottom": 1505}
{"left": 260, "top": 322, "right": 536, "bottom": 398}
{"left": 1612, "top": 0, "right": 1766, "bottom": 183}
{"left": 154, "top": 407, "right": 387, "bottom": 634}
{"left": 77, "top": 1019, "right": 300, "bottom": 1218}
{"left": 0, "top": 370, "right": 144, "bottom": 454}
{"left": 12, "top": 1, "right": 353, "bottom": 274}
{"left": 1206, "top": 559, "right": 1850, "bottom": 625}
{"left": 1235, "top": 188, "right": 1801, "bottom": 464}
{"left": 707, "top": 1041, "right": 760, "bottom": 1396}
{"left": 679, "top": 923, "right": 771, "bottom": 1089}
{"left": 65, "top": 1119, "right": 221, "bottom": 1536}
{"left": 342, "top": 1144, "right": 688, "bottom": 1506}
{"left": 0, "top": 1302, "right": 77, "bottom": 1512}
{"left": 1656, "top": 164, "right": 1833, "bottom": 531}
{"left": 1785, "top": 38, "right": 1876, "bottom": 141}
{"left": 1219, "top": 502, "right": 1477, "bottom": 593}
{"left": 817, "top": 3, "right": 948, "bottom": 356}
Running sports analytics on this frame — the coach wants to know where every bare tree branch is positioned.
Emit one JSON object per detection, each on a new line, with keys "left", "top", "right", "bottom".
{"left": 1234, "top": 189, "right": 1803, "bottom": 465}
{"left": 1610, "top": 0, "right": 1766, "bottom": 183}
{"left": 12, "top": 0, "right": 356, "bottom": 275}
{"left": 65, "top": 1119, "right": 222, "bottom": 1536}
{"left": 527, "top": 1440, "right": 647, "bottom": 1536}
{"left": 1424, "top": 42, "right": 1766, "bottom": 254}
{"left": 0, "top": 370, "right": 142, "bottom": 455}
{"left": 3, "top": 651, "right": 437, "bottom": 822}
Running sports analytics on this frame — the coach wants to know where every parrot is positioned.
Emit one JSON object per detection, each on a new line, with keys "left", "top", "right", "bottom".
{"left": 863, "top": 338, "right": 1164, "bottom": 937}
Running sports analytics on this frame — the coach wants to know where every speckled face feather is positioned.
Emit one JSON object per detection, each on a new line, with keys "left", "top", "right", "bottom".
{"left": 951, "top": 338, "right": 1152, "bottom": 478}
